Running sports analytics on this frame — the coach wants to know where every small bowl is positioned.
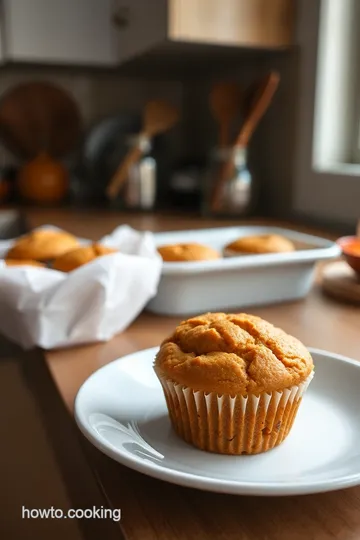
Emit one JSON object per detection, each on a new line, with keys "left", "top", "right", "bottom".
{"left": 337, "top": 236, "right": 360, "bottom": 275}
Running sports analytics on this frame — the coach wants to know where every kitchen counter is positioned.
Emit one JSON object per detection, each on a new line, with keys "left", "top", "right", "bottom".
{"left": 19, "top": 210, "right": 360, "bottom": 539}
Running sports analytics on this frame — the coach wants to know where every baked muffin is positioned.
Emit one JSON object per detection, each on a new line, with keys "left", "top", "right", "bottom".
{"left": 224, "top": 234, "right": 295, "bottom": 257}
{"left": 53, "top": 243, "right": 117, "bottom": 272}
{"left": 7, "top": 229, "right": 79, "bottom": 261}
{"left": 5, "top": 259, "right": 45, "bottom": 267}
{"left": 154, "top": 312, "right": 313, "bottom": 455}
{"left": 158, "top": 243, "right": 220, "bottom": 262}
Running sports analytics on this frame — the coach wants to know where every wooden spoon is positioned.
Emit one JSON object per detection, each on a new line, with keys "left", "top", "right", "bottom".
{"left": 209, "top": 82, "right": 242, "bottom": 148}
{"left": 211, "top": 72, "right": 280, "bottom": 211}
{"left": 106, "top": 100, "right": 179, "bottom": 200}
{"left": 234, "top": 72, "right": 280, "bottom": 148}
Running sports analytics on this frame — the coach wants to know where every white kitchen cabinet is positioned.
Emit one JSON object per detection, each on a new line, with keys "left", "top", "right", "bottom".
{"left": 3, "top": 0, "right": 117, "bottom": 66}
{"left": 0, "top": 0, "right": 294, "bottom": 67}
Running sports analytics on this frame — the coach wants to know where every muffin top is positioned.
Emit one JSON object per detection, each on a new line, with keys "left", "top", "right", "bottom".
{"left": 7, "top": 229, "right": 79, "bottom": 261}
{"left": 225, "top": 234, "right": 295, "bottom": 254}
{"left": 158, "top": 243, "right": 220, "bottom": 262}
{"left": 155, "top": 312, "right": 313, "bottom": 395}
{"left": 53, "top": 243, "right": 117, "bottom": 272}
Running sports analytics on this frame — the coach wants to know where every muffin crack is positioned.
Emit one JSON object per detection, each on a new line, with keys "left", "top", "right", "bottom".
{"left": 157, "top": 313, "right": 313, "bottom": 396}
{"left": 170, "top": 323, "right": 305, "bottom": 377}
{"left": 226, "top": 316, "right": 303, "bottom": 372}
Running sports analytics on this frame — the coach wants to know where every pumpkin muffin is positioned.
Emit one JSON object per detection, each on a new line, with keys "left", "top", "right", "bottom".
{"left": 224, "top": 234, "right": 295, "bottom": 257}
{"left": 53, "top": 243, "right": 117, "bottom": 272}
{"left": 154, "top": 312, "right": 313, "bottom": 455}
{"left": 7, "top": 229, "right": 79, "bottom": 261}
{"left": 158, "top": 243, "right": 220, "bottom": 262}
{"left": 5, "top": 259, "right": 45, "bottom": 267}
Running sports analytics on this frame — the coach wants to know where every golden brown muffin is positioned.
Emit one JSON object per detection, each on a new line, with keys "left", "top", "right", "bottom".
{"left": 154, "top": 313, "right": 313, "bottom": 455}
{"left": 224, "top": 234, "right": 295, "bottom": 256}
{"left": 156, "top": 313, "right": 313, "bottom": 395}
{"left": 52, "top": 243, "right": 117, "bottom": 272}
{"left": 158, "top": 243, "right": 220, "bottom": 262}
{"left": 7, "top": 229, "right": 79, "bottom": 261}
{"left": 5, "top": 259, "right": 45, "bottom": 267}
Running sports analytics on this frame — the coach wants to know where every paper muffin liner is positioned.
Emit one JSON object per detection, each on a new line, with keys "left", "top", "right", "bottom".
{"left": 158, "top": 371, "right": 314, "bottom": 455}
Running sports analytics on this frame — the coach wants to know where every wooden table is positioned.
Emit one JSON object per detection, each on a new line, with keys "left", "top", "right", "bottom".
{"left": 25, "top": 211, "right": 360, "bottom": 539}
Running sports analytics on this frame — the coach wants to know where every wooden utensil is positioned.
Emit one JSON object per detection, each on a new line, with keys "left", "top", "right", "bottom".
{"left": 209, "top": 82, "right": 242, "bottom": 148}
{"left": 322, "top": 261, "right": 360, "bottom": 304}
{"left": 106, "top": 100, "right": 179, "bottom": 200}
{"left": 0, "top": 81, "right": 81, "bottom": 160}
{"left": 234, "top": 72, "right": 279, "bottom": 148}
{"left": 211, "top": 72, "right": 280, "bottom": 211}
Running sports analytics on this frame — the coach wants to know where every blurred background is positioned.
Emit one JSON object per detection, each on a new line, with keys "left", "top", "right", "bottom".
{"left": 0, "top": 0, "right": 357, "bottom": 231}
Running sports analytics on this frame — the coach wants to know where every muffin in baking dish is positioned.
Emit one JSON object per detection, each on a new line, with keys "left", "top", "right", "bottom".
{"left": 154, "top": 312, "right": 313, "bottom": 455}
{"left": 6, "top": 229, "right": 79, "bottom": 261}
{"left": 158, "top": 243, "right": 220, "bottom": 262}
{"left": 224, "top": 234, "right": 295, "bottom": 257}
{"left": 53, "top": 244, "right": 117, "bottom": 272}
{"left": 5, "top": 259, "right": 45, "bottom": 267}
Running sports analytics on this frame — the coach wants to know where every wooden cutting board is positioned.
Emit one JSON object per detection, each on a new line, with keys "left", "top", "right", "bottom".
{"left": 0, "top": 81, "right": 81, "bottom": 160}
{"left": 322, "top": 261, "right": 360, "bottom": 304}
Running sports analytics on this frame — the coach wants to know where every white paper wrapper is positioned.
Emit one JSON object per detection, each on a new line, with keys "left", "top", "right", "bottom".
{"left": 158, "top": 371, "right": 314, "bottom": 455}
{"left": 0, "top": 225, "right": 162, "bottom": 349}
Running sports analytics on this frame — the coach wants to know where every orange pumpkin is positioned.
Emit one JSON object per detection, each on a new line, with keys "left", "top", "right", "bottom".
{"left": 18, "top": 153, "right": 68, "bottom": 204}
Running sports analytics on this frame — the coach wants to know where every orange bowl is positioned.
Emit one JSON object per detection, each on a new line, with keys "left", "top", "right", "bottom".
{"left": 337, "top": 236, "right": 360, "bottom": 275}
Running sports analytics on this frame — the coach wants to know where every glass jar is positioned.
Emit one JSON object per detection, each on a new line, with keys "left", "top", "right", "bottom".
{"left": 117, "top": 135, "right": 157, "bottom": 211}
{"left": 202, "top": 146, "right": 254, "bottom": 217}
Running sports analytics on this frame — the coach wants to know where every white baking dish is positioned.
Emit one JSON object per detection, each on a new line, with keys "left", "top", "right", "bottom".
{"left": 146, "top": 225, "right": 340, "bottom": 315}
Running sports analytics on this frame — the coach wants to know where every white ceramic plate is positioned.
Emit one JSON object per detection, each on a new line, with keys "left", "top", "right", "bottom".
{"left": 75, "top": 347, "right": 360, "bottom": 496}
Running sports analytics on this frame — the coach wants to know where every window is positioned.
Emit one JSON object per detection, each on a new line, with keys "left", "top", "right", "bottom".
{"left": 293, "top": 0, "right": 360, "bottom": 226}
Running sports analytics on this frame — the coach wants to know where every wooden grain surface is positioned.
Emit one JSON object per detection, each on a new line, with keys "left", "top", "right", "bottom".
{"left": 322, "top": 261, "right": 360, "bottom": 304}
{"left": 169, "top": 0, "right": 294, "bottom": 48}
{"left": 25, "top": 207, "right": 336, "bottom": 240}
{"left": 0, "top": 339, "right": 122, "bottom": 540}
{"left": 25, "top": 210, "right": 360, "bottom": 540}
